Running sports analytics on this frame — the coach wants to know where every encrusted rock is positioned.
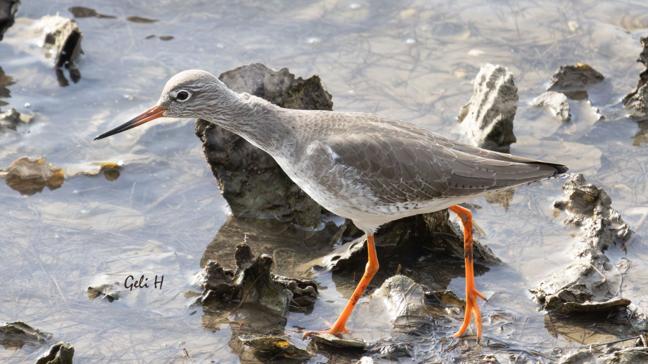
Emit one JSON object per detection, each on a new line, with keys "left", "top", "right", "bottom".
{"left": 322, "top": 211, "right": 499, "bottom": 276}
{"left": 0, "top": 321, "right": 51, "bottom": 349}
{"left": 197, "top": 243, "right": 318, "bottom": 317}
{"left": 0, "top": 107, "right": 33, "bottom": 131}
{"left": 548, "top": 63, "right": 604, "bottom": 100}
{"left": 0, "top": 66, "right": 13, "bottom": 106}
{"left": 233, "top": 335, "right": 311, "bottom": 362}
{"left": 558, "top": 350, "right": 596, "bottom": 364}
{"left": 35, "top": 342, "right": 75, "bottom": 364}
{"left": 559, "top": 347, "right": 648, "bottom": 364}
{"left": 623, "top": 37, "right": 648, "bottom": 121}
{"left": 1, "top": 156, "right": 65, "bottom": 195}
{"left": 195, "top": 63, "right": 332, "bottom": 227}
{"left": 362, "top": 276, "right": 477, "bottom": 362}
{"left": 39, "top": 15, "right": 83, "bottom": 68}
{"left": 3, "top": 15, "right": 82, "bottom": 85}
{"left": 371, "top": 275, "right": 432, "bottom": 333}
{"left": 87, "top": 283, "right": 120, "bottom": 302}
{"left": 219, "top": 63, "right": 333, "bottom": 110}
{"left": 308, "top": 332, "right": 366, "bottom": 351}
{"left": 457, "top": 63, "right": 517, "bottom": 152}
{"left": 604, "top": 347, "right": 648, "bottom": 363}
{"left": 531, "top": 174, "right": 632, "bottom": 314}
{"left": 532, "top": 91, "right": 572, "bottom": 122}
{"left": 64, "top": 161, "right": 122, "bottom": 181}
{"left": 0, "top": 0, "right": 19, "bottom": 40}
{"left": 553, "top": 174, "right": 631, "bottom": 251}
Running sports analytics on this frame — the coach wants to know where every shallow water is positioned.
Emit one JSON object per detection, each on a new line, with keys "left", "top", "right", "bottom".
{"left": 1, "top": 0, "right": 648, "bottom": 362}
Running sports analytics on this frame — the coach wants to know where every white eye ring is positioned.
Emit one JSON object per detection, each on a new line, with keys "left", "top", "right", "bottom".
{"left": 174, "top": 89, "right": 192, "bottom": 102}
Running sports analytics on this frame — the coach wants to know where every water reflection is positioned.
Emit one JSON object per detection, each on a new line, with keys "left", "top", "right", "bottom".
{"left": 544, "top": 312, "right": 638, "bottom": 345}
{"left": 200, "top": 216, "right": 344, "bottom": 276}
{"left": 55, "top": 64, "right": 81, "bottom": 87}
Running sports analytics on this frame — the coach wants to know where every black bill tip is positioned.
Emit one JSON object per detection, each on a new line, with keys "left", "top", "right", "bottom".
{"left": 94, "top": 105, "right": 166, "bottom": 141}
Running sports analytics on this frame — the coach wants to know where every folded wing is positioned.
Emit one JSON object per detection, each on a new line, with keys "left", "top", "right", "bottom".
{"left": 311, "top": 125, "right": 566, "bottom": 205}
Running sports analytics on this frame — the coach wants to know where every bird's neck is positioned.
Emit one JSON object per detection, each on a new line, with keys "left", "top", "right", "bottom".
{"left": 202, "top": 93, "right": 297, "bottom": 157}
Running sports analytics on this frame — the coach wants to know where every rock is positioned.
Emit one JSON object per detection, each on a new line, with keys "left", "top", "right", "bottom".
{"left": 308, "top": 332, "right": 366, "bottom": 351}
{"left": 0, "top": 0, "right": 19, "bottom": 40}
{"left": 541, "top": 61, "right": 606, "bottom": 122}
{"left": 87, "top": 283, "right": 120, "bottom": 302}
{"left": 144, "top": 34, "right": 176, "bottom": 41}
{"left": 322, "top": 211, "right": 499, "bottom": 277}
{"left": 547, "top": 63, "right": 604, "bottom": 100}
{"left": 370, "top": 275, "right": 433, "bottom": 333}
{"left": 457, "top": 63, "right": 518, "bottom": 152}
{"left": 532, "top": 91, "right": 572, "bottom": 122}
{"left": 0, "top": 66, "right": 13, "bottom": 106}
{"left": 195, "top": 63, "right": 332, "bottom": 227}
{"left": 197, "top": 243, "right": 318, "bottom": 317}
{"left": 219, "top": 63, "right": 333, "bottom": 110}
{"left": 35, "top": 342, "right": 74, "bottom": 364}
{"left": 126, "top": 16, "right": 157, "bottom": 24}
{"left": 29, "top": 15, "right": 82, "bottom": 86}
{"left": 553, "top": 174, "right": 631, "bottom": 251}
{"left": 1, "top": 157, "right": 65, "bottom": 195}
{"left": 364, "top": 275, "right": 492, "bottom": 362}
{"left": 0, "top": 107, "right": 33, "bottom": 131}
{"left": 200, "top": 216, "right": 353, "bottom": 276}
{"left": 38, "top": 15, "right": 82, "bottom": 68}
{"left": 68, "top": 6, "right": 116, "bottom": 19}
{"left": 0, "top": 321, "right": 51, "bottom": 349}
{"left": 559, "top": 347, "right": 648, "bottom": 364}
{"left": 233, "top": 335, "right": 311, "bottom": 362}
{"left": 532, "top": 256, "right": 631, "bottom": 314}
{"left": 64, "top": 161, "right": 122, "bottom": 181}
{"left": 531, "top": 174, "right": 632, "bottom": 314}
{"left": 273, "top": 274, "right": 318, "bottom": 312}
{"left": 623, "top": 37, "right": 648, "bottom": 121}
{"left": 2, "top": 16, "right": 82, "bottom": 85}
{"left": 197, "top": 244, "right": 318, "bottom": 361}
{"left": 558, "top": 350, "right": 596, "bottom": 364}
{"left": 603, "top": 347, "right": 648, "bottom": 363}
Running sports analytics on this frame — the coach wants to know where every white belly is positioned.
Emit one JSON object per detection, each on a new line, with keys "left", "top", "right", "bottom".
{"left": 274, "top": 156, "right": 480, "bottom": 233}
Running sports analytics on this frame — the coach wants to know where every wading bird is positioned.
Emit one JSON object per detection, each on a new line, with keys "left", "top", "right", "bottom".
{"left": 95, "top": 70, "right": 567, "bottom": 339}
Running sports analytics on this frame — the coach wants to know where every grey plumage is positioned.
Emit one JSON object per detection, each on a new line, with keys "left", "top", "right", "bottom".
{"left": 266, "top": 108, "right": 566, "bottom": 231}
{"left": 97, "top": 70, "right": 568, "bottom": 233}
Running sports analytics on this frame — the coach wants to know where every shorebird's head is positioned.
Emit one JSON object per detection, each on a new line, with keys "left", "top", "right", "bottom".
{"left": 94, "top": 69, "right": 234, "bottom": 140}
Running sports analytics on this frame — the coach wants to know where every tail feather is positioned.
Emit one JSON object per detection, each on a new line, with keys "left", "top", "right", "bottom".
{"left": 529, "top": 161, "right": 569, "bottom": 177}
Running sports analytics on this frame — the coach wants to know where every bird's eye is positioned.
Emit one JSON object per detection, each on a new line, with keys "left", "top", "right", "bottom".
{"left": 175, "top": 90, "right": 191, "bottom": 102}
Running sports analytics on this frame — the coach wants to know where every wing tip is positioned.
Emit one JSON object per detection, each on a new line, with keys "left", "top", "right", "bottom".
{"left": 552, "top": 164, "right": 569, "bottom": 176}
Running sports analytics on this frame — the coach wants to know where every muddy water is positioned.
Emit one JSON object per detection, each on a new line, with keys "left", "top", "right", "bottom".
{"left": 1, "top": 0, "right": 648, "bottom": 362}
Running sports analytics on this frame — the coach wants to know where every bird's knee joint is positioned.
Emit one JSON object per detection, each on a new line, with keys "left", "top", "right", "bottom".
{"left": 365, "top": 261, "right": 379, "bottom": 276}
{"left": 460, "top": 214, "right": 472, "bottom": 225}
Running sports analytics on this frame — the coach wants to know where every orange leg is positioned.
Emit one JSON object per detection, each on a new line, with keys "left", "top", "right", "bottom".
{"left": 309, "top": 234, "right": 379, "bottom": 336}
{"left": 449, "top": 205, "right": 486, "bottom": 339}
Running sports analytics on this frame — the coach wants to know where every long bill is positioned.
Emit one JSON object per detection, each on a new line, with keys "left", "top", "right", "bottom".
{"left": 94, "top": 105, "right": 166, "bottom": 140}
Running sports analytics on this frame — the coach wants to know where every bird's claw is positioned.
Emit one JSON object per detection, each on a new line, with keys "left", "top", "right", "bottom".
{"left": 453, "top": 287, "right": 485, "bottom": 339}
{"left": 303, "top": 326, "right": 349, "bottom": 339}
{"left": 474, "top": 289, "right": 487, "bottom": 302}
